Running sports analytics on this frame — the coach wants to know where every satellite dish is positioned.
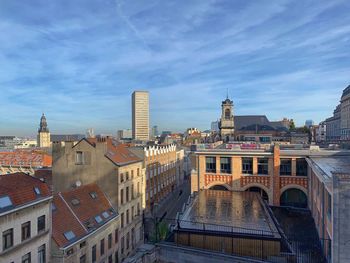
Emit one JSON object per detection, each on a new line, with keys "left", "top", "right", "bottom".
{"left": 75, "top": 180, "right": 82, "bottom": 188}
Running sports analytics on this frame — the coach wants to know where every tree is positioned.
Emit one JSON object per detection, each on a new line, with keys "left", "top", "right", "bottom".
{"left": 289, "top": 119, "right": 296, "bottom": 131}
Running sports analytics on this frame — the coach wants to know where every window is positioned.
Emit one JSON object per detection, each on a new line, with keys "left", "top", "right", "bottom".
{"left": 80, "top": 254, "right": 86, "bottom": 263}
{"left": 3, "top": 228, "right": 13, "bottom": 250}
{"left": 0, "top": 195, "right": 12, "bottom": 209}
{"left": 51, "top": 203, "right": 57, "bottom": 212}
{"left": 137, "top": 182, "right": 140, "bottom": 197}
{"left": 120, "top": 173, "right": 124, "bottom": 183}
{"left": 126, "top": 172, "right": 129, "bottom": 181}
{"left": 89, "top": 192, "right": 98, "bottom": 199}
{"left": 225, "top": 108, "right": 231, "bottom": 119}
{"left": 131, "top": 170, "right": 134, "bottom": 178}
{"left": 64, "top": 231, "right": 75, "bottom": 241}
{"left": 258, "top": 158, "right": 269, "bottom": 175}
{"left": 137, "top": 203, "right": 140, "bottom": 216}
{"left": 108, "top": 233, "right": 112, "bottom": 249}
{"left": 22, "top": 221, "right": 31, "bottom": 241}
{"left": 102, "top": 211, "right": 110, "bottom": 219}
{"left": 121, "top": 213, "right": 124, "bottom": 228}
{"left": 126, "top": 209, "right": 130, "bottom": 224}
{"left": 76, "top": 151, "right": 84, "bottom": 165}
{"left": 121, "top": 236, "right": 125, "bottom": 254}
{"left": 327, "top": 192, "right": 332, "bottom": 219}
{"left": 108, "top": 255, "right": 113, "bottom": 263}
{"left": 131, "top": 184, "right": 134, "bottom": 199}
{"left": 38, "top": 215, "right": 45, "bottom": 233}
{"left": 22, "top": 252, "right": 31, "bottom": 263}
{"left": 131, "top": 206, "right": 134, "bottom": 220}
{"left": 34, "top": 187, "right": 41, "bottom": 195}
{"left": 100, "top": 238, "right": 105, "bottom": 255}
{"left": 280, "top": 159, "right": 292, "bottom": 175}
{"left": 66, "top": 248, "right": 74, "bottom": 256}
{"left": 220, "top": 157, "right": 231, "bottom": 174}
{"left": 38, "top": 244, "right": 46, "bottom": 263}
{"left": 120, "top": 189, "right": 124, "bottom": 205}
{"left": 205, "top": 157, "right": 216, "bottom": 173}
{"left": 242, "top": 158, "right": 253, "bottom": 174}
{"left": 95, "top": 215, "right": 103, "bottom": 224}
{"left": 126, "top": 232, "right": 130, "bottom": 249}
{"left": 115, "top": 229, "right": 119, "bottom": 244}
{"left": 296, "top": 158, "right": 308, "bottom": 176}
{"left": 137, "top": 168, "right": 140, "bottom": 176}
{"left": 71, "top": 198, "right": 80, "bottom": 206}
{"left": 92, "top": 245, "right": 97, "bottom": 263}
{"left": 126, "top": 187, "right": 129, "bottom": 202}
{"left": 80, "top": 241, "right": 86, "bottom": 248}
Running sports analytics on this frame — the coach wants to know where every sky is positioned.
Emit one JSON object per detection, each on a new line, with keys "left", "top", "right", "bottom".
{"left": 0, "top": 0, "right": 349, "bottom": 136}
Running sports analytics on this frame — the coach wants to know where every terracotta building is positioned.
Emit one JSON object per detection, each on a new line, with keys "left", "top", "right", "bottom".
{"left": 52, "top": 137, "right": 144, "bottom": 261}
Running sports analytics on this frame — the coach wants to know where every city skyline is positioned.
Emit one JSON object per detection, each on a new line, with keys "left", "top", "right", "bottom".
{"left": 1, "top": 0, "right": 350, "bottom": 136}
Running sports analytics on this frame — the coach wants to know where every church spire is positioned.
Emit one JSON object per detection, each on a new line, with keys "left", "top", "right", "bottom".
{"left": 38, "top": 113, "right": 49, "bottom": 133}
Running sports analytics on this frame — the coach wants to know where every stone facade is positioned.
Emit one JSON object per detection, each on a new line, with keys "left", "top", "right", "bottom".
{"left": 52, "top": 138, "right": 144, "bottom": 261}
{"left": 340, "top": 85, "right": 350, "bottom": 141}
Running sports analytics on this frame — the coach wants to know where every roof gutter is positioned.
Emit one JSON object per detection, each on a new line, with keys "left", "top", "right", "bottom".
{"left": 0, "top": 196, "right": 52, "bottom": 217}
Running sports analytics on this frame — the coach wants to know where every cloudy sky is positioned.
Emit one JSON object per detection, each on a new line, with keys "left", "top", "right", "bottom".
{"left": 0, "top": 0, "right": 349, "bottom": 136}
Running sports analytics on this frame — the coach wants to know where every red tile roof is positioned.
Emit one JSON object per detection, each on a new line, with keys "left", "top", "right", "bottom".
{"left": 0, "top": 150, "right": 52, "bottom": 167}
{"left": 85, "top": 137, "right": 141, "bottom": 165}
{"left": 52, "top": 183, "right": 117, "bottom": 248}
{"left": 0, "top": 172, "right": 51, "bottom": 209}
{"left": 34, "top": 169, "right": 53, "bottom": 192}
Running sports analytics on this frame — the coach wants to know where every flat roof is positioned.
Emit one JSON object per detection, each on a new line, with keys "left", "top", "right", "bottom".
{"left": 179, "top": 190, "right": 280, "bottom": 238}
{"left": 308, "top": 156, "right": 350, "bottom": 188}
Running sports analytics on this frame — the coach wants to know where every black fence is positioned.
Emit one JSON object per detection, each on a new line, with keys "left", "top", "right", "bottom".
{"left": 144, "top": 216, "right": 331, "bottom": 263}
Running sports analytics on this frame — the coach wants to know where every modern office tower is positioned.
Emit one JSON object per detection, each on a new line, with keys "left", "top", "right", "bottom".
{"left": 132, "top": 91, "right": 149, "bottom": 141}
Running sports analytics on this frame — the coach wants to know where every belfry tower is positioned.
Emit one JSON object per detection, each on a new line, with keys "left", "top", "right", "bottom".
{"left": 37, "top": 113, "right": 51, "bottom": 148}
{"left": 219, "top": 94, "right": 235, "bottom": 141}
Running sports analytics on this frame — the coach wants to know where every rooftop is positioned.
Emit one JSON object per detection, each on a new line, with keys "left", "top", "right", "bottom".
{"left": 0, "top": 172, "right": 51, "bottom": 214}
{"left": 0, "top": 150, "right": 52, "bottom": 168}
{"left": 52, "top": 183, "right": 117, "bottom": 248}
{"left": 308, "top": 156, "right": 350, "bottom": 187}
{"left": 179, "top": 190, "right": 280, "bottom": 238}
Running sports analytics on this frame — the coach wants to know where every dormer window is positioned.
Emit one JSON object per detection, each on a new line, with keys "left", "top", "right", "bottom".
{"left": 95, "top": 215, "right": 103, "bottom": 223}
{"left": 89, "top": 192, "right": 98, "bottom": 199}
{"left": 75, "top": 151, "right": 84, "bottom": 165}
{"left": 102, "top": 211, "right": 110, "bottom": 219}
{"left": 64, "top": 231, "right": 76, "bottom": 241}
{"left": 0, "top": 196, "right": 12, "bottom": 209}
{"left": 71, "top": 198, "right": 80, "bottom": 206}
{"left": 34, "top": 187, "right": 41, "bottom": 195}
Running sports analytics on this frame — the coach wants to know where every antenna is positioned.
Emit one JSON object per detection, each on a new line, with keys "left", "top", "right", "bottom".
{"left": 226, "top": 88, "right": 229, "bottom": 99}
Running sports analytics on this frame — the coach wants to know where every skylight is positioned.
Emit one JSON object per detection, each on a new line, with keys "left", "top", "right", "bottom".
{"left": 64, "top": 231, "right": 76, "bottom": 241}
{"left": 102, "top": 211, "right": 109, "bottom": 219}
{"left": 0, "top": 196, "right": 13, "bottom": 209}
{"left": 89, "top": 192, "right": 97, "bottom": 199}
{"left": 71, "top": 198, "right": 80, "bottom": 206}
{"left": 34, "top": 187, "right": 41, "bottom": 195}
{"left": 95, "top": 215, "right": 103, "bottom": 223}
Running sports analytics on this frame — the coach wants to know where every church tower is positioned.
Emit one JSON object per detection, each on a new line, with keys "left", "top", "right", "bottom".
{"left": 219, "top": 96, "right": 235, "bottom": 141}
{"left": 37, "top": 113, "right": 51, "bottom": 148}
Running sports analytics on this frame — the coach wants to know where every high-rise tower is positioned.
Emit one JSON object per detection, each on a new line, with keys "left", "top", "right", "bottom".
{"left": 132, "top": 91, "right": 149, "bottom": 141}
{"left": 37, "top": 113, "right": 51, "bottom": 148}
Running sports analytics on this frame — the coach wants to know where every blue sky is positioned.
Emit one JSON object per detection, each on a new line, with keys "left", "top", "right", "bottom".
{"left": 0, "top": 0, "right": 349, "bottom": 136}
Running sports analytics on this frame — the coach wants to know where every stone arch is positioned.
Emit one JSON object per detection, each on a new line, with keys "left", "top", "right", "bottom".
{"left": 242, "top": 184, "right": 270, "bottom": 202}
{"left": 280, "top": 186, "right": 308, "bottom": 208}
{"left": 206, "top": 181, "right": 232, "bottom": 191}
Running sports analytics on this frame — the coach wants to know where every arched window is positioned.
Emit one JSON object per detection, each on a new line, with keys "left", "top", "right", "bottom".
{"left": 225, "top": 109, "right": 231, "bottom": 119}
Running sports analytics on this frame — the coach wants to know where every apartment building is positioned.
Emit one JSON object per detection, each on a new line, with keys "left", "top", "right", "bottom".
{"left": 51, "top": 183, "right": 120, "bottom": 263}
{"left": 0, "top": 172, "right": 52, "bottom": 263}
{"left": 52, "top": 137, "right": 144, "bottom": 260}
{"left": 0, "top": 150, "right": 52, "bottom": 175}
{"left": 340, "top": 85, "right": 350, "bottom": 141}
{"left": 130, "top": 144, "right": 185, "bottom": 212}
